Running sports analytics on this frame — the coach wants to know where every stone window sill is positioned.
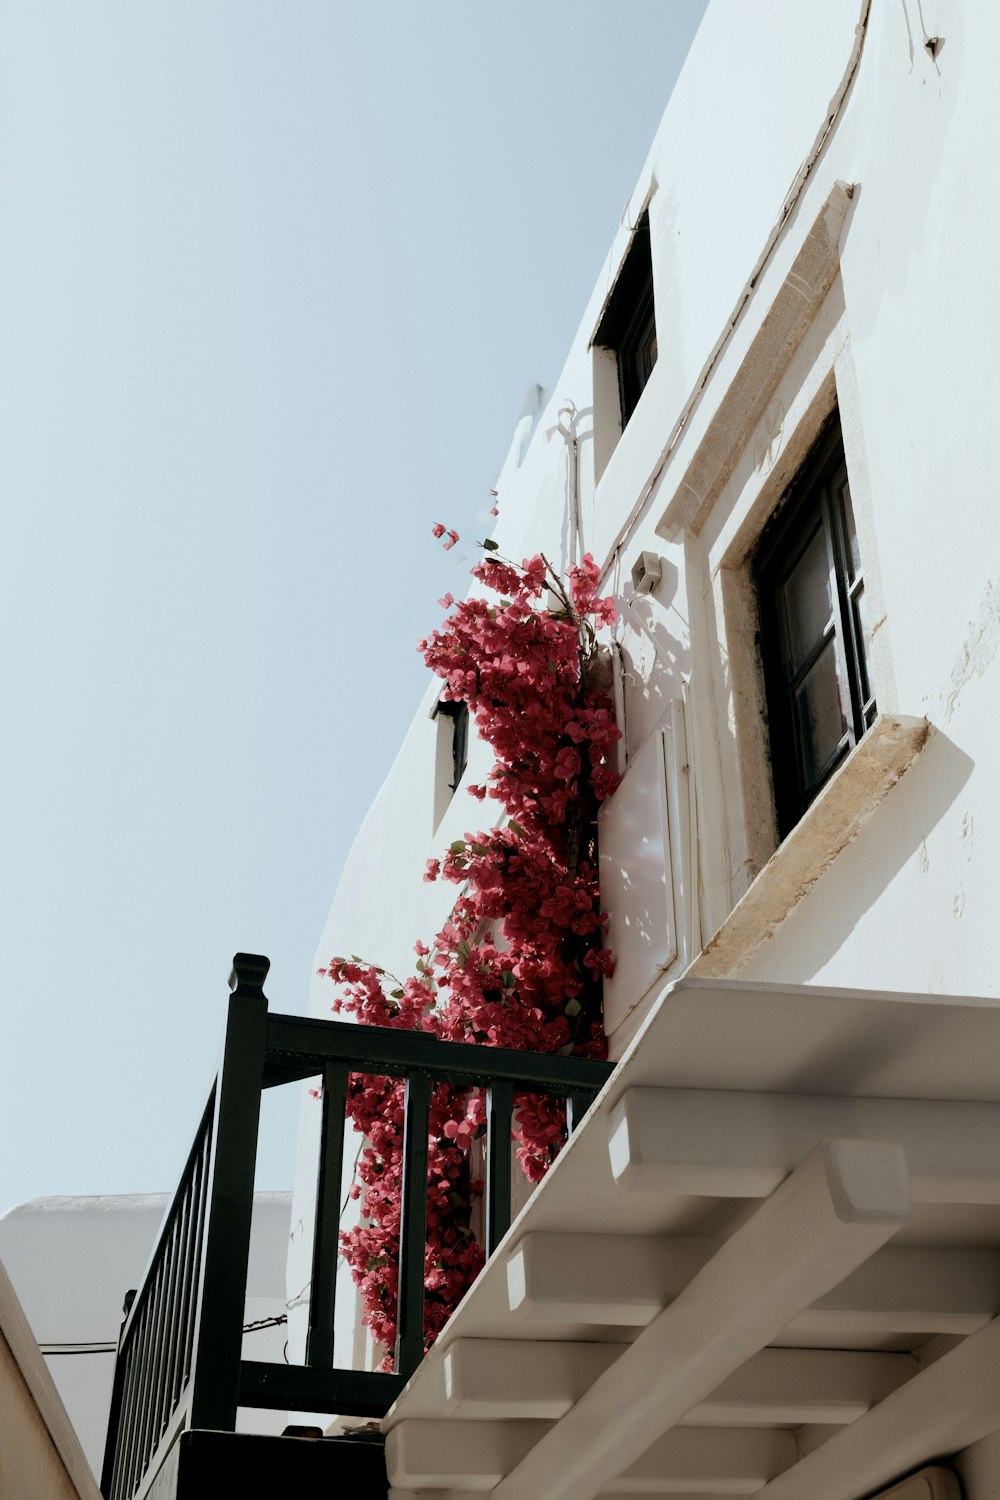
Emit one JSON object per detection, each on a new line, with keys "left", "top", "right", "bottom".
{"left": 692, "top": 713, "right": 930, "bottom": 978}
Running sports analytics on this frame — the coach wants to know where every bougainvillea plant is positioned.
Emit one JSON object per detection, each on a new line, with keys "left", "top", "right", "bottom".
{"left": 318, "top": 527, "right": 620, "bottom": 1363}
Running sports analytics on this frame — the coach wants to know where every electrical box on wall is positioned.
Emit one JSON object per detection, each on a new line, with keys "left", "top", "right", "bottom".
{"left": 630, "top": 550, "right": 663, "bottom": 595}
{"left": 598, "top": 726, "right": 678, "bottom": 1037}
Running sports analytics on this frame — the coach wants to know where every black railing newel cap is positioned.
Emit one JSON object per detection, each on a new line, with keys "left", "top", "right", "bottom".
{"left": 229, "top": 952, "right": 271, "bottom": 995}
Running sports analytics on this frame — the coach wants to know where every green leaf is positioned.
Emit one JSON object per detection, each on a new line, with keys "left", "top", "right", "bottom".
{"left": 450, "top": 839, "right": 467, "bottom": 853}
{"left": 390, "top": 988, "right": 405, "bottom": 1000}
{"left": 482, "top": 538, "right": 499, "bottom": 552}
{"left": 564, "top": 997, "right": 582, "bottom": 1018}
{"left": 501, "top": 970, "right": 515, "bottom": 989}
{"left": 456, "top": 939, "right": 471, "bottom": 966}
{"left": 507, "top": 819, "right": 523, "bottom": 837}
{"left": 556, "top": 1042, "right": 575, "bottom": 1056}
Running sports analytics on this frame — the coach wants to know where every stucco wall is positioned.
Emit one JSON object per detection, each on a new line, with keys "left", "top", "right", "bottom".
{"left": 292, "top": 14, "right": 1000, "bottom": 1478}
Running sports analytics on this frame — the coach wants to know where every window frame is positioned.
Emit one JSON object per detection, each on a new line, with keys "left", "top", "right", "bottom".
{"left": 753, "top": 413, "right": 875, "bottom": 837}
{"left": 431, "top": 697, "right": 470, "bottom": 831}
{"left": 437, "top": 699, "right": 469, "bottom": 792}
{"left": 594, "top": 210, "right": 657, "bottom": 430}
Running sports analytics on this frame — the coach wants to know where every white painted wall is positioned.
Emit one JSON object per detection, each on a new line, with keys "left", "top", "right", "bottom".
{"left": 293, "top": 7, "right": 1000, "bottom": 1488}
{"left": 0, "top": 1191, "right": 292, "bottom": 1478}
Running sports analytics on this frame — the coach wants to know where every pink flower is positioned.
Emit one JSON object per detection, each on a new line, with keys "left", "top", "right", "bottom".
{"left": 438, "top": 593, "right": 454, "bottom": 609}
{"left": 432, "top": 522, "right": 446, "bottom": 539}
{"left": 321, "top": 542, "right": 619, "bottom": 1365}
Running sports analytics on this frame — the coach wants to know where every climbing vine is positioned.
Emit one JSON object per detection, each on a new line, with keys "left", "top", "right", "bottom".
{"left": 319, "top": 529, "right": 620, "bottom": 1362}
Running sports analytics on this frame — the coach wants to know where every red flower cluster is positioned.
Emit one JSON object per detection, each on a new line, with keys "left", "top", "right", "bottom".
{"left": 320, "top": 541, "right": 620, "bottom": 1364}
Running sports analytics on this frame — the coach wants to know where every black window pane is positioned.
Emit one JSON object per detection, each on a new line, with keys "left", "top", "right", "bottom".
{"left": 793, "top": 639, "right": 848, "bottom": 788}
{"left": 853, "top": 585, "right": 872, "bottom": 676}
{"left": 594, "top": 211, "right": 656, "bottom": 429}
{"left": 754, "top": 411, "right": 873, "bottom": 838}
{"left": 838, "top": 473, "right": 861, "bottom": 582}
{"left": 780, "top": 523, "right": 834, "bottom": 674}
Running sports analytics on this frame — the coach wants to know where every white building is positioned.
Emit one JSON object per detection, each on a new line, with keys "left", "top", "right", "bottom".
{"left": 288, "top": 1, "right": 1000, "bottom": 1497}
{"left": 0, "top": 1192, "right": 292, "bottom": 1483}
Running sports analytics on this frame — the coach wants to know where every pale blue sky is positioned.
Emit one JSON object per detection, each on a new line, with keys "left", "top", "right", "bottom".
{"left": 0, "top": 1, "right": 706, "bottom": 1211}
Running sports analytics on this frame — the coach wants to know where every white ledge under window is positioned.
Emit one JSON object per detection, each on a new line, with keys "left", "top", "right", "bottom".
{"left": 692, "top": 713, "right": 931, "bottom": 979}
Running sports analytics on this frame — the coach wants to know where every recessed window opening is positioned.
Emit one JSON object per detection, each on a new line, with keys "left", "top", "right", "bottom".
{"left": 594, "top": 210, "right": 657, "bottom": 429}
{"left": 754, "top": 413, "right": 875, "bottom": 838}
{"left": 432, "top": 698, "right": 470, "bottom": 829}
{"left": 438, "top": 699, "right": 469, "bottom": 790}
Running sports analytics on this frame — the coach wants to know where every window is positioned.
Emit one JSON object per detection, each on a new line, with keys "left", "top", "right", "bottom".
{"left": 437, "top": 699, "right": 469, "bottom": 790}
{"left": 595, "top": 210, "right": 657, "bottom": 429}
{"left": 754, "top": 414, "right": 875, "bottom": 837}
{"left": 432, "top": 698, "right": 469, "bottom": 828}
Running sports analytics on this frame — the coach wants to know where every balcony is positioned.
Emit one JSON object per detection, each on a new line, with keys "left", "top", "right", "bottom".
{"left": 101, "top": 956, "right": 1000, "bottom": 1500}
{"left": 99, "top": 954, "right": 613, "bottom": 1500}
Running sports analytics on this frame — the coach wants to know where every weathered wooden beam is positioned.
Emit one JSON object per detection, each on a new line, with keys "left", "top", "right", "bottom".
{"left": 751, "top": 1313, "right": 1000, "bottom": 1500}
{"left": 507, "top": 1233, "right": 1000, "bottom": 1338}
{"left": 492, "top": 1140, "right": 910, "bottom": 1500}
{"left": 442, "top": 1340, "right": 914, "bottom": 1424}
{"left": 610, "top": 1088, "right": 1000, "bottom": 1203}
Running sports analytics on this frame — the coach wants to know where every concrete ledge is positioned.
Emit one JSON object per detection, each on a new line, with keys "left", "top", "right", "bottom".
{"left": 692, "top": 714, "right": 930, "bottom": 978}
{"left": 0, "top": 1256, "right": 101, "bottom": 1500}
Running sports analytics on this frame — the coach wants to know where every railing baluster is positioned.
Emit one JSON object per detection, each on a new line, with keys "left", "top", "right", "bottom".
{"left": 152, "top": 1206, "right": 182, "bottom": 1443}
{"left": 567, "top": 1088, "right": 597, "bottom": 1135}
{"left": 121, "top": 1279, "right": 156, "bottom": 1500}
{"left": 394, "top": 1071, "right": 431, "bottom": 1381}
{"left": 160, "top": 1182, "right": 191, "bottom": 1426}
{"left": 108, "top": 1340, "right": 136, "bottom": 1500}
{"left": 307, "top": 1059, "right": 350, "bottom": 1367}
{"left": 486, "top": 1081, "right": 514, "bottom": 1255}
{"left": 180, "top": 1120, "right": 211, "bottom": 1394}
{"left": 100, "top": 1291, "right": 133, "bottom": 1499}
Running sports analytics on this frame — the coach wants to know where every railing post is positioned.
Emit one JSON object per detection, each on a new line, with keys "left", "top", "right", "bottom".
{"left": 485, "top": 1081, "right": 514, "bottom": 1255}
{"left": 394, "top": 1072, "right": 431, "bottom": 1381}
{"left": 567, "top": 1089, "right": 597, "bottom": 1136}
{"left": 306, "top": 1060, "right": 350, "bottom": 1367}
{"left": 187, "top": 953, "right": 270, "bottom": 1432}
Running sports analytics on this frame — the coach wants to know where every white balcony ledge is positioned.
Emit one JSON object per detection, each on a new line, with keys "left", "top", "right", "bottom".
{"left": 380, "top": 974, "right": 1000, "bottom": 1499}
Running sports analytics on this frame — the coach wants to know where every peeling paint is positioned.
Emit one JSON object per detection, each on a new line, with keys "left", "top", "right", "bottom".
{"left": 941, "top": 580, "right": 1000, "bottom": 723}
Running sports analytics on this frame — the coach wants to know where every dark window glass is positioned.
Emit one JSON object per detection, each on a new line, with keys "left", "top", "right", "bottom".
{"left": 437, "top": 700, "right": 469, "bottom": 790}
{"left": 594, "top": 211, "right": 657, "bottom": 428}
{"left": 754, "top": 414, "right": 875, "bottom": 837}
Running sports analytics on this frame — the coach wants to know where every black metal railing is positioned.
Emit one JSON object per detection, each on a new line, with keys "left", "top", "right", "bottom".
{"left": 101, "top": 953, "right": 613, "bottom": 1500}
